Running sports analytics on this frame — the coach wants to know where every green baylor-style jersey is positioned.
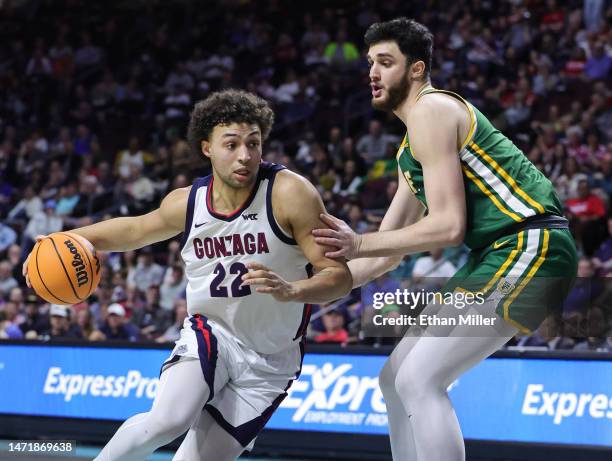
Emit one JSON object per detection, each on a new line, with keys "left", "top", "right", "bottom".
{"left": 396, "top": 88, "right": 563, "bottom": 250}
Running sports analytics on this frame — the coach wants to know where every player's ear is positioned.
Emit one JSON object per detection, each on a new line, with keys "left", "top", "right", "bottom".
{"left": 410, "top": 60, "right": 426, "bottom": 81}
{"left": 201, "top": 139, "right": 211, "bottom": 159}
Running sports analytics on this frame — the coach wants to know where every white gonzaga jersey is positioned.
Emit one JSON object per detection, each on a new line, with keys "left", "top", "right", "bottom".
{"left": 180, "top": 163, "right": 311, "bottom": 354}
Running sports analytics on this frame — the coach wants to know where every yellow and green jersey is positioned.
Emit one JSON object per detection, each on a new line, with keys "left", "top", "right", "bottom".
{"left": 396, "top": 88, "right": 563, "bottom": 250}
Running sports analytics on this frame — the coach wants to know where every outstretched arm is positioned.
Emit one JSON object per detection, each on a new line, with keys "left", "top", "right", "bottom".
{"left": 67, "top": 187, "right": 188, "bottom": 251}
{"left": 241, "top": 171, "right": 352, "bottom": 303}
{"left": 23, "top": 187, "right": 189, "bottom": 286}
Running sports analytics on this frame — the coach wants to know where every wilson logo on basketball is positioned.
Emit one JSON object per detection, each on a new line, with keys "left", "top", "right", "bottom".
{"left": 64, "top": 239, "right": 89, "bottom": 287}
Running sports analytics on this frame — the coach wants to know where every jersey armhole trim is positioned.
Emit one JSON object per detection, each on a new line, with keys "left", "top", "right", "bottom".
{"left": 180, "top": 177, "right": 209, "bottom": 251}
{"left": 266, "top": 169, "right": 298, "bottom": 245}
{"left": 416, "top": 88, "right": 478, "bottom": 155}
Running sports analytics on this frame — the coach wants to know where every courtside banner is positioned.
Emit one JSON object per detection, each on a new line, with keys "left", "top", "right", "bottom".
{"left": 0, "top": 344, "right": 611, "bottom": 447}
{"left": 0, "top": 344, "right": 166, "bottom": 420}
{"left": 269, "top": 354, "right": 612, "bottom": 447}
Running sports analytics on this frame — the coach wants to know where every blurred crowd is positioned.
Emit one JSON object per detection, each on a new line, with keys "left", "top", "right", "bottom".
{"left": 0, "top": 0, "right": 611, "bottom": 350}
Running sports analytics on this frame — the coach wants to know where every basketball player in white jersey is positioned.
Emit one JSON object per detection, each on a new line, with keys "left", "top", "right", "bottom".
{"left": 23, "top": 90, "right": 352, "bottom": 460}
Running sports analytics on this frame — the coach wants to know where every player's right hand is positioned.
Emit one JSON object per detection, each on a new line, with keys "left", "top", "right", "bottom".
{"left": 22, "top": 234, "right": 48, "bottom": 288}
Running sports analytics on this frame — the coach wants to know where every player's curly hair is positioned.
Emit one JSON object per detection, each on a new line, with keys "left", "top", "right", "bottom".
{"left": 187, "top": 89, "right": 274, "bottom": 154}
{"left": 364, "top": 17, "right": 433, "bottom": 80}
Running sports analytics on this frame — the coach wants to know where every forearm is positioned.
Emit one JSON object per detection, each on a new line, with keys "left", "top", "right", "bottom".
{"left": 71, "top": 215, "right": 178, "bottom": 252}
{"left": 357, "top": 214, "right": 463, "bottom": 258}
{"left": 348, "top": 256, "right": 402, "bottom": 288}
{"left": 69, "top": 217, "right": 145, "bottom": 251}
{"left": 291, "top": 267, "right": 353, "bottom": 304}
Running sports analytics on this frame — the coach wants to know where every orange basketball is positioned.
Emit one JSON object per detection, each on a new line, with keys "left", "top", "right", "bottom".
{"left": 28, "top": 232, "right": 101, "bottom": 305}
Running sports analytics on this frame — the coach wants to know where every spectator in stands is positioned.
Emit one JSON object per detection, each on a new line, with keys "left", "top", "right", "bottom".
{"left": 120, "top": 163, "right": 155, "bottom": 214}
{"left": 156, "top": 298, "right": 188, "bottom": 343}
{"left": 314, "top": 309, "right": 349, "bottom": 344}
{"left": 0, "top": 307, "right": 24, "bottom": 339}
{"left": 573, "top": 307, "right": 610, "bottom": 351}
{"left": 0, "top": 261, "right": 18, "bottom": 300}
{"left": 22, "top": 199, "right": 63, "bottom": 258}
{"left": 593, "top": 216, "right": 612, "bottom": 273}
{"left": 115, "top": 136, "right": 147, "bottom": 180}
{"left": 323, "top": 29, "right": 359, "bottom": 70}
{"left": 0, "top": 223, "right": 17, "bottom": 253}
{"left": 131, "top": 285, "right": 171, "bottom": 340}
{"left": 515, "top": 315, "right": 574, "bottom": 350}
{"left": 555, "top": 157, "right": 588, "bottom": 202}
{"left": 564, "top": 257, "right": 603, "bottom": 314}
{"left": 585, "top": 42, "right": 612, "bottom": 81}
{"left": 412, "top": 249, "right": 457, "bottom": 291}
{"left": 7, "top": 185, "right": 43, "bottom": 225}
{"left": 357, "top": 120, "right": 400, "bottom": 165}
{"left": 19, "top": 294, "right": 49, "bottom": 337}
{"left": 99, "top": 303, "right": 138, "bottom": 341}
{"left": 332, "top": 160, "right": 363, "bottom": 197}
{"left": 43, "top": 305, "right": 83, "bottom": 340}
{"left": 55, "top": 182, "right": 80, "bottom": 216}
{"left": 566, "top": 180, "right": 607, "bottom": 254}
{"left": 126, "top": 247, "right": 164, "bottom": 292}
{"left": 76, "top": 308, "right": 99, "bottom": 340}
{"left": 160, "top": 264, "right": 187, "bottom": 311}
{"left": 73, "top": 32, "right": 103, "bottom": 72}
{"left": 164, "top": 63, "right": 195, "bottom": 93}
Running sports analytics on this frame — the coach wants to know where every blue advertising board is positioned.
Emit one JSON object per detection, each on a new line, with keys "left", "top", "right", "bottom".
{"left": 0, "top": 344, "right": 610, "bottom": 447}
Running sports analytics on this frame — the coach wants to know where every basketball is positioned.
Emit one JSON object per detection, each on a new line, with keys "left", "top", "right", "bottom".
{"left": 27, "top": 232, "right": 101, "bottom": 305}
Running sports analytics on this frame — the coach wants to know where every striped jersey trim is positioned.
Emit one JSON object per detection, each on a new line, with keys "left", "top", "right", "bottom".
{"left": 481, "top": 231, "right": 525, "bottom": 294}
{"left": 462, "top": 166, "right": 523, "bottom": 222}
{"left": 461, "top": 148, "right": 536, "bottom": 221}
{"left": 469, "top": 142, "right": 545, "bottom": 214}
{"left": 502, "top": 229, "right": 550, "bottom": 333}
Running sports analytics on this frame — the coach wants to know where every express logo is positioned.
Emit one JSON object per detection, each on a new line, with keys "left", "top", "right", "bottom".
{"left": 281, "top": 363, "right": 387, "bottom": 427}
{"left": 64, "top": 240, "right": 89, "bottom": 287}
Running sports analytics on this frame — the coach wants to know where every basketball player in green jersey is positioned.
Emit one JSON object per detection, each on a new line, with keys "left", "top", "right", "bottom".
{"left": 313, "top": 18, "right": 577, "bottom": 460}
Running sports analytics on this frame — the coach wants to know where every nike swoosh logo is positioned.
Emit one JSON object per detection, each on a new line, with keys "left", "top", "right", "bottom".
{"left": 493, "top": 239, "right": 511, "bottom": 249}
{"left": 194, "top": 222, "right": 209, "bottom": 228}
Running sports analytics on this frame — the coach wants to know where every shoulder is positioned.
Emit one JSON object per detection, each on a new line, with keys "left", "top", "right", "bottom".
{"left": 273, "top": 169, "right": 318, "bottom": 197}
{"left": 162, "top": 186, "right": 191, "bottom": 205}
{"left": 271, "top": 169, "right": 323, "bottom": 232}
{"left": 159, "top": 186, "right": 191, "bottom": 220}
{"left": 407, "top": 93, "right": 464, "bottom": 127}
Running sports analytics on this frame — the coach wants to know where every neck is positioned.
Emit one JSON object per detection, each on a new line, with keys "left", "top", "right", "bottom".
{"left": 211, "top": 174, "right": 255, "bottom": 213}
{"left": 393, "top": 80, "right": 432, "bottom": 126}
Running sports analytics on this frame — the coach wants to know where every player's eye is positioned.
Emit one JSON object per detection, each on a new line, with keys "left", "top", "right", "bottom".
{"left": 382, "top": 61, "right": 392, "bottom": 67}
{"left": 248, "top": 141, "right": 260, "bottom": 148}
{"left": 227, "top": 143, "right": 236, "bottom": 150}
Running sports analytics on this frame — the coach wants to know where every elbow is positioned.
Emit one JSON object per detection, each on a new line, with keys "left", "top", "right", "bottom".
{"left": 338, "top": 270, "right": 353, "bottom": 298}
{"left": 446, "top": 222, "right": 465, "bottom": 247}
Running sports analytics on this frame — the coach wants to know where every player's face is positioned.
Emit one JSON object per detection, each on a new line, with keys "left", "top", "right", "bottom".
{"left": 368, "top": 41, "right": 410, "bottom": 112}
{"left": 204, "top": 123, "right": 263, "bottom": 189}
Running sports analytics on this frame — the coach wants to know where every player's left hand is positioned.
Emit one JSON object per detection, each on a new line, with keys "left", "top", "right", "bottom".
{"left": 242, "top": 262, "right": 298, "bottom": 302}
{"left": 312, "top": 213, "right": 361, "bottom": 259}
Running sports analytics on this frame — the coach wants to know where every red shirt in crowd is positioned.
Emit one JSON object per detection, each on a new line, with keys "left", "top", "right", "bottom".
{"left": 314, "top": 328, "right": 349, "bottom": 344}
{"left": 566, "top": 194, "right": 606, "bottom": 218}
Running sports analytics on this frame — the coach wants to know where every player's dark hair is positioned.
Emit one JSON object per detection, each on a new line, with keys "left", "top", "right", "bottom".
{"left": 187, "top": 89, "right": 274, "bottom": 154}
{"left": 364, "top": 17, "right": 433, "bottom": 80}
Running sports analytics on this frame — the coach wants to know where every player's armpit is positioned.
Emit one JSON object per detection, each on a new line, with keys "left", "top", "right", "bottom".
{"left": 69, "top": 187, "right": 189, "bottom": 252}
{"left": 272, "top": 171, "right": 352, "bottom": 303}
